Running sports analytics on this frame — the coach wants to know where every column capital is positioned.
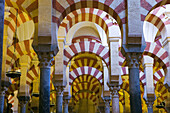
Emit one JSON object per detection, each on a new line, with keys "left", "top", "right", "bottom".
{"left": 109, "top": 86, "right": 120, "bottom": 98}
{"left": 37, "top": 52, "right": 54, "bottom": 68}
{"left": 17, "top": 96, "right": 30, "bottom": 106}
{"left": 103, "top": 96, "right": 111, "bottom": 107}
{"left": 121, "top": 44, "right": 145, "bottom": 68}
{"left": 55, "top": 86, "right": 64, "bottom": 96}
{"left": 146, "top": 94, "right": 155, "bottom": 108}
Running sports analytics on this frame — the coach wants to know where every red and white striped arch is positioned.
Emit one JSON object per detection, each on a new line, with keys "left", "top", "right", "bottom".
{"left": 69, "top": 66, "right": 103, "bottom": 85}
{"left": 140, "top": 0, "right": 170, "bottom": 22}
{"left": 64, "top": 41, "right": 110, "bottom": 67}
{"left": 52, "top": 0, "right": 126, "bottom": 28}
{"left": 5, "top": 0, "right": 38, "bottom": 23}
{"left": 154, "top": 69, "right": 165, "bottom": 86}
{"left": 139, "top": 71, "right": 146, "bottom": 86}
{"left": 119, "top": 51, "right": 125, "bottom": 66}
{"left": 144, "top": 42, "right": 169, "bottom": 73}
{"left": 59, "top": 8, "right": 119, "bottom": 39}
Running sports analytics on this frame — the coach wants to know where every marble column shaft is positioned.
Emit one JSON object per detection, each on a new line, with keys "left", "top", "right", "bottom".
{"left": 0, "top": 0, "right": 5, "bottom": 87}
{"left": 56, "top": 86, "right": 64, "bottom": 113}
{"left": 63, "top": 98, "right": 70, "bottom": 113}
{"left": 110, "top": 87, "right": 120, "bottom": 113}
{"left": 38, "top": 52, "right": 53, "bottom": 113}
{"left": 127, "top": 52, "right": 142, "bottom": 113}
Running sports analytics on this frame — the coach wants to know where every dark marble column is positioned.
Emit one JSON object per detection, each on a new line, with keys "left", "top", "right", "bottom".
{"left": 55, "top": 86, "right": 64, "bottom": 113}
{"left": 0, "top": 0, "right": 5, "bottom": 87}
{"left": 18, "top": 96, "right": 30, "bottom": 113}
{"left": 122, "top": 45, "right": 145, "bottom": 113}
{"left": 38, "top": 52, "right": 53, "bottom": 113}
{"left": 127, "top": 53, "right": 142, "bottom": 113}
{"left": 110, "top": 86, "right": 120, "bottom": 113}
{"left": 63, "top": 96, "right": 70, "bottom": 113}
{"left": 103, "top": 96, "right": 111, "bottom": 113}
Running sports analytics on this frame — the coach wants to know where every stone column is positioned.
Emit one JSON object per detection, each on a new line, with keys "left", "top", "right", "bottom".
{"left": 127, "top": 52, "right": 142, "bottom": 113}
{"left": 110, "top": 86, "right": 120, "bottom": 113}
{"left": 63, "top": 96, "right": 70, "bottom": 113}
{"left": 18, "top": 96, "right": 30, "bottom": 113}
{"left": 38, "top": 52, "right": 53, "bottom": 113}
{"left": 103, "top": 96, "right": 111, "bottom": 113}
{"left": 146, "top": 97, "right": 155, "bottom": 113}
{"left": 121, "top": 45, "right": 145, "bottom": 113}
{"left": 0, "top": 0, "right": 5, "bottom": 87}
{"left": 143, "top": 56, "right": 155, "bottom": 113}
{"left": 55, "top": 86, "right": 64, "bottom": 113}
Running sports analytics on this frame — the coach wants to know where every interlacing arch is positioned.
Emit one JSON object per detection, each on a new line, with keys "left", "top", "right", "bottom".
{"left": 6, "top": 40, "right": 36, "bottom": 71}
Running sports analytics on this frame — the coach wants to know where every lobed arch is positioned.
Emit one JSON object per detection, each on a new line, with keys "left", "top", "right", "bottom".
{"left": 69, "top": 66, "right": 103, "bottom": 85}
{"left": 6, "top": 40, "right": 36, "bottom": 71}
{"left": 64, "top": 41, "right": 110, "bottom": 67}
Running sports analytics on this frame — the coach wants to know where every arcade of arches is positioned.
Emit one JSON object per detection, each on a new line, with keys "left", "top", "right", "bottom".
{"left": 0, "top": 0, "right": 170, "bottom": 113}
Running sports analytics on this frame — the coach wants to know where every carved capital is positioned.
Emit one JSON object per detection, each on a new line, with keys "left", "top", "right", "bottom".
{"left": 103, "top": 96, "right": 111, "bottom": 107}
{"left": 18, "top": 96, "right": 30, "bottom": 107}
{"left": 37, "top": 52, "right": 54, "bottom": 68}
{"left": 55, "top": 86, "right": 64, "bottom": 96}
{"left": 146, "top": 96, "right": 155, "bottom": 108}
{"left": 125, "top": 52, "right": 142, "bottom": 68}
{"left": 109, "top": 86, "right": 120, "bottom": 98}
